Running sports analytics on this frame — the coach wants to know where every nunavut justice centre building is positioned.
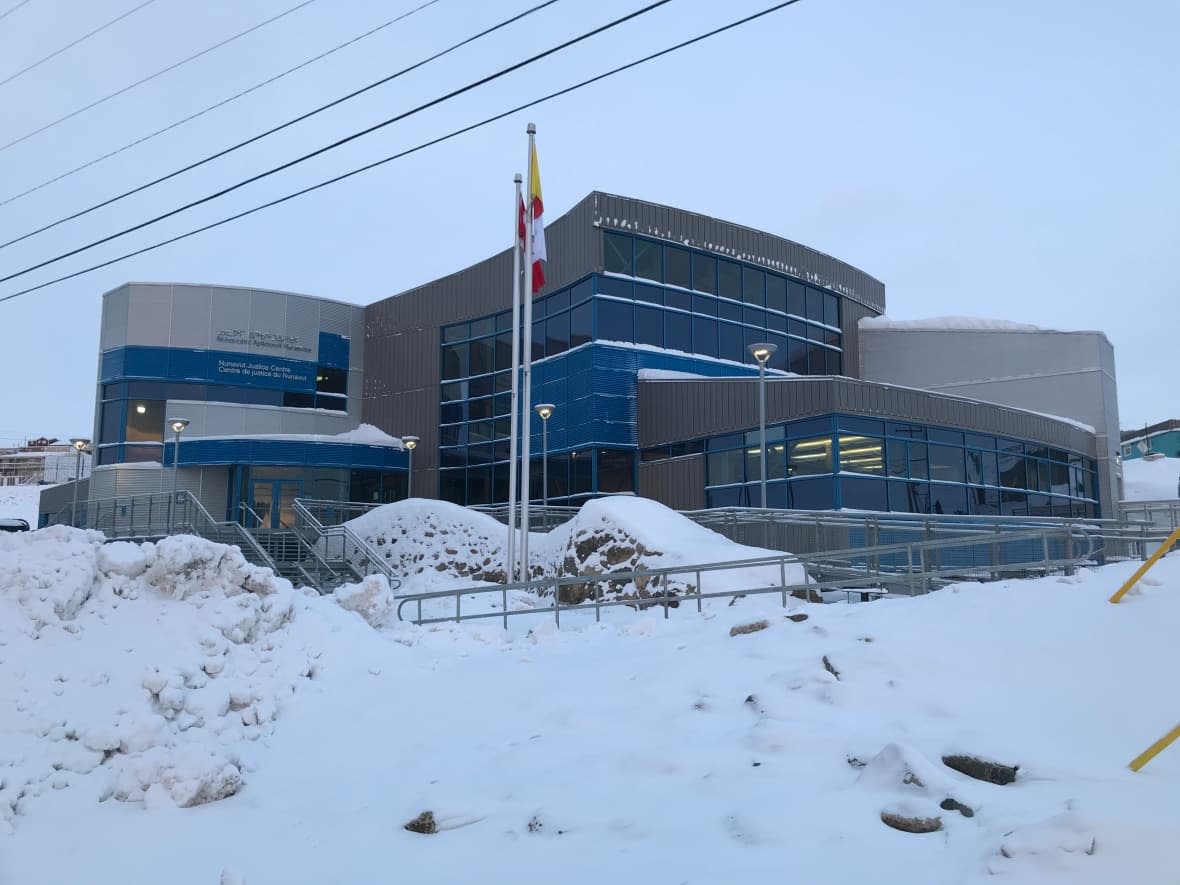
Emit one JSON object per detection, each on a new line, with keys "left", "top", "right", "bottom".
{"left": 64, "top": 191, "right": 1121, "bottom": 529}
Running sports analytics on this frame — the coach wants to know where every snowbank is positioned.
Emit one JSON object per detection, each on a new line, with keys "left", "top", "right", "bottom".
{"left": 859, "top": 315, "right": 1045, "bottom": 332}
{"left": 1122, "top": 455, "right": 1180, "bottom": 501}
{"left": 0, "top": 483, "right": 46, "bottom": 526}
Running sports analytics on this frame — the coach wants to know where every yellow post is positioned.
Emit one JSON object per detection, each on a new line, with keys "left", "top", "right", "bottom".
{"left": 1109, "top": 526, "right": 1180, "bottom": 604}
{"left": 1130, "top": 722, "right": 1180, "bottom": 772}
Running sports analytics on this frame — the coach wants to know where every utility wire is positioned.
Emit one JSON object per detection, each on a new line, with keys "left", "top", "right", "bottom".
{"left": 0, "top": 0, "right": 805, "bottom": 305}
{"left": 0, "top": 0, "right": 443, "bottom": 210}
{"left": 0, "top": 0, "right": 653, "bottom": 275}
{"left": 0, "top": 0, "right": 551, "bottom": 249}
{"left": 0, "top": 0, "right": 161, "bottom": 90}
{"left": 0, "top": 0, "right": 33, "bottom": 23}
{"left": 0, "top": 0, "right": 318, "bottom": 155}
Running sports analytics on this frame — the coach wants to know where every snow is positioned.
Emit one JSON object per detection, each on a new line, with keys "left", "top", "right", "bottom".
{"left": 860, "top": 315, "right": 1046, "bottom": 332}
{"left": 1122, "top": 455, "right": 1180, "bottom": 501}
{"left": 0, "top": 484, "right": 50, "bottom": 526}
{"left": 637, "top": 367, "right": 709, "bottom": 380}
{"left": 184, "top": 423, "right": 403, "bottom": 448}
{"left": 2, "top": 510, "right": 1180, "bottom": 884}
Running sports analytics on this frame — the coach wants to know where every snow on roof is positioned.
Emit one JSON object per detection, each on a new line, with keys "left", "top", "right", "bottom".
{"left": 859, "top": 315, "right": 1045, "bottom": 332}
{"left": 1122, "top": 455, "right": 1180, "bottom": 502}
{"left": 637, "top": 368, "right": 709, "bottom": 381}
{"left": 186, "top": 423, "right": 403, "bottom": 448}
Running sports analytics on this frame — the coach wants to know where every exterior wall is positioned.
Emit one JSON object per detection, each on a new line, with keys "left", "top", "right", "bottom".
{"left": 638, "top": 455, "right": 707, "bottom": 510}
{"left": 858, "top": 327, "right": 1119, "bottom": 517}
{"left": 365, "top": 191, "right": 883, "bottom": 502}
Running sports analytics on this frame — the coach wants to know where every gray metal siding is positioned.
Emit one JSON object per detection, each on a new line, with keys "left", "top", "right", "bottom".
{"left": 638, "top": 455, "right": 706, "bottom": 510}
{"left": 637, "top": 376, "right": 1097, "bottom": 457}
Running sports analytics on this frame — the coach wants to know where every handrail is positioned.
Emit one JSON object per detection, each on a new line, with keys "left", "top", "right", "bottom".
{"left": 291, "top": 497, "right": 399, "bottom": 589}
{"left": 396, "top": 522, "right": 1116, "bottom": 628}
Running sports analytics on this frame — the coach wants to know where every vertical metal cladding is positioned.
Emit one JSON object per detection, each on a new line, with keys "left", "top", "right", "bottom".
{"left": 638, "top": 455, "right": 707, "bottom": 510}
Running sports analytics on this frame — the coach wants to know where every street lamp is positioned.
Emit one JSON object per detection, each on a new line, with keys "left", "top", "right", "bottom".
{"left": 401, "top": 436, "right": 419, "bottom": 499}
{"left": 167, "top": 418, "right": 189, "bottom": 533}
{"left": 69, "top": 437, "right": 89, "bottom": 527}
{"left": 746, "top": 343, "right": 778, "bottom": 509}
{"left": 534, "top": 403, "right": 555, "bottom": 507}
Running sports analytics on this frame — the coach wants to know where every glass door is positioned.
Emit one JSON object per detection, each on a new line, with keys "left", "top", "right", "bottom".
{"left": 250, "top": 479, "right": 304, "bottom": 528}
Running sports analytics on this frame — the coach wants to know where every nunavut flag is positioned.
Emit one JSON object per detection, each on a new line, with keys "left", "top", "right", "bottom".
{"left": 518, "top": 140, "right": 546, "bottom": 292}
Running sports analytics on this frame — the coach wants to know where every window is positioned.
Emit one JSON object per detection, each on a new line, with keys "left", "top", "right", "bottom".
{"left": 597, "top": 450, "right": 634, "bottom": 492}
{"left": 604, "top": 232, "right": 632, "bottom": 274}
{"left": 596, "top": 298, "right": 633, "bottom": 342}
{"left": 666, "top": 247, "right": 691, "bottom": 289}
{"left": 969, "top": 486, "right": 1000, "bottom": 515}
{"left": 806, "top": 287, "right": 823, "bottom": 321}
{"left": 718, "top": 323, "right": 743, "bottom": 363}
{"left": 442, "top": 343, "right": 468, "bottom": 380}
{"left": 571, "top": 450, "right": 593, "bottom": 494}
{"left": 570, "top": 302, "right": 592, "bottom": 348}
{"left": 708, "top": 449, "right": 743, "bottom": 485}
{"left": 999, "top": 452, "right": 1025, "bottom": 488}
{"left": 788, "top": 339, "right": 808, "bottom": 374}
{"left": 665, "top": 311, "right": 691, "bottom": 351}
{"left": 495, "top": 331, "right": 513, "bottom": 370}
{"left": 786, "top": 280, "right": 806, "bottom": 316}
{"left": 966, "top": 449, "right": 998, "bottom": 486}
{"left": 124, "top": 444, "right": 163, "bottom": 463}
{"left": 99, "top": 402, "right": 122, "bottom": 445}
{"left": 665, "top": 289, "right": 691, "bottom": 312}
{"left": 125, "top": 399, "right": 164, "bottom": 443}
{"left": 786, "top": 477, "right": 835, "bottom": 510}
{"left": 443, "top": 322, "right": 468, "bottom": 343}
{"left": 839, "top": 435, "right": 884, "bottom": 475}
{"left": 928, "top": 444, "right": 965, "bottom": 483}
{"left": 283, "top": 391, "right": 314, "bottom": 408}
{"left": 634, "top": 239, "right": 662, "bottom": 281}
{"left": 546, "top": 312, "right": 570, "bottom": 356}
{"left": 930, "top": 483, "right": 968, "bottom": 515}
{"left": 909, "top": 443, "right": 929, "bottom": 480}
{"left": 886, "top": 439, "right": 907, "bottom": 478}
{"left": 469, "top": 338, "right": 494, "bottom": 376}
{"left": 692, "top": 254, "right": 716, "bottom": 294}
{"left": 717, "top": 260, "right": 741, "bottom": 301}
{"left": 841, "top": 477, "right": 888, "bottom": 511}
{"left": 789, "top": 436, "right": 832, "bottom": 476}
{"left": 765, "top": 275, "right": 786, "bottom": 314}
{"left": 693, "top": 317, "right": 718, "bottom": 357}
{"left": 889, "top": 480, "right": 930, "bottom": 513}
{"left": 823, "top": 292, "right": 840, "bottom": 328}
{"left": 742, "top": 268, "right": 764, "bottom": 306}
{"left": 635, "top": 305, "right": 663, "bottom": 347}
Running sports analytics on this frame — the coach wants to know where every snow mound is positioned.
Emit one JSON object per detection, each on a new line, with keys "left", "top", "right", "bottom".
{"left": 345, "top": 498, "right": 513, "bottom": 583}
{"left": 334, "top": 574, "right": 394, "bottom": 626}
{"left": 0, "top": 529, "right": 318, "bottom": 828}
{"left": 860, "top": 315, "right": 1044, "bottom": 332}
{"left": 1122, "top": 455, "right": 1179, "bottom": 501}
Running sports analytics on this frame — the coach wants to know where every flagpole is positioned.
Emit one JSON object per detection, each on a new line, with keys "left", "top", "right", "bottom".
{"left": 519, "top": 122, "right": 536, "bottom": 584}
{"left": 506, "top": 172, "right": 523, "bottom": 584}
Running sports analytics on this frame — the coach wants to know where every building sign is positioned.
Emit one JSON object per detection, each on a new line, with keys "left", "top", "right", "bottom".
{"left": 216, "top": 329, "right": 313, "bottom": 354}
{"left": 215, "top": 357, "right": 313, "bottom": 385}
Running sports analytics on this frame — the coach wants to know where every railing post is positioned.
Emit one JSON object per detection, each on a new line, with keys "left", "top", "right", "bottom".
{"left": 1042, "top": 532, "right": 1051, "bottom": 576}
{"left": 905, "top": 544, "right": 915, "bottom": 596}
{"left": 502, "top": 585, "right": 508, "bottom": 631}
{"left": 696, "top": 569, "right": 702, "bottom": 613}
{"left": 780, "top": 558, "right": 787, "bottom": 608}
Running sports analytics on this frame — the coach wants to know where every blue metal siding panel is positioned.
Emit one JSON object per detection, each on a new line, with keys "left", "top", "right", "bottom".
{"left": 317, "top": 332, "right": 350, "bottom": 369}
{"left": 168, "top": 438, "right": 406, "bottom": 470}
{"left": 102, "top": 346, "right": 317, "bottom": 392}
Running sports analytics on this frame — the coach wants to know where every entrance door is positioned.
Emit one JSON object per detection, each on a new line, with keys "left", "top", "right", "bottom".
{"left": 250, "top": 479, "right": 303, "bottom": 529}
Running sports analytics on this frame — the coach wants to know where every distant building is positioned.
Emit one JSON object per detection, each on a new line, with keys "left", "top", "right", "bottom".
{"left": 1121, "top": 419, "right": 1180, "bottom": 461}
{"left": 0, "top": 440, "right": 90, "bottom": 487}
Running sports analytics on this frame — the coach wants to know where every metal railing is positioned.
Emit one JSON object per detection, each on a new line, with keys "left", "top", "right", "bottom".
{"left": 1119, "top": 500, "right": 1180, "bottom": 533}
{"left": 396, "top": 521, "right": 1162, "bottom": 628}
{"left": 291, "top": 498, "right": 401, "bottom": 591}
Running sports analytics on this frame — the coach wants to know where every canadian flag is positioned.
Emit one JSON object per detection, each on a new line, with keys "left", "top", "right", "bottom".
{"left": 518, "top": 140, "right": 546, "bottom": 292}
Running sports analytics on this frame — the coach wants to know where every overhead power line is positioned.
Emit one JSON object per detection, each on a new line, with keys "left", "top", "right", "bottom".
{"left": 0, "top": 0, "right": 444, "bottom": 210}
{"left": 0, "top": 0, "right": 644, "bottom": 275}
{"left": 0, "top": 0, "right": 34, "bottom": 23}
{"left": 0, "top": 0, "right": 318, "bottom": 155}
{"left": 0, "top": 0, "right": 553, "bottom": 249}
{"left": 0, "top": 0, "right": 805, "bottom": 306}
{"left": 0, "top": 0, "right": 161, "bottom": 90}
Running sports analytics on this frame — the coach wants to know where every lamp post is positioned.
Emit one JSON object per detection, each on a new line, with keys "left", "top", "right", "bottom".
{"left": 167, "top": 418, "right": 189, "bottom": 534}
{"left": 401, "top": 436, "right": 419, "bottom": 499}
{"left": 746, "top": 343, "right": 778, "bottom": 509}
{"left": 534, "top": 404, "right": 555, "bottom": 508}
{"left": 69, "top": 437, "right": 89, "bottom": 527}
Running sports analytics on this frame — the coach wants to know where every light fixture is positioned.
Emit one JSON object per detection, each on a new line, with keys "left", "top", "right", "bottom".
{"left": 401, "top": 436, "right": 420, "bottom": 499}
{"left": 68, "top": 437, "right": 90, "bottom": 528}
{"left": 746, "top": 343, "right": 778, "bottom": 510}
{"left": 534, "top": 404, "right": 556, "bottom": 507}
{"left": 166, "top": 419, "right": 189, "bottom": 533}
{"left": 135, "top": 404, "right": 147, "bottom": 415}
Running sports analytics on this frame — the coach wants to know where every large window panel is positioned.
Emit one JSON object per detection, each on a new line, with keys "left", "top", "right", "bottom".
{"left": 805, "top": 343, "right": 826, "bottom": 376}
{"left": 841, "top": 477, "right": 888, "bottom": 511}
{"left": 789, "top": 436, "right": 833, "bottom": 476}
{"left": 635, "top": 305, "right": 663, "bottom": 348}
{"left": 665, "top": 311, "right": 692, "bottom": 352}
{"left": 692, "top": 254, "right": 716, "bottom": 294}
{"left": 546, "top": 312, "right": 570, "bottom": 356}
{"left": 969, "top": 486, "right": 1000, "bottom": 515}
{"left": 665, "top": 289, "right": 691, "bottom": 312}
{"left": 634, "top": 239, "right": 662, "bottom": 281}
{"left": 718, "top": 322, "right": 744, "bottom": 363}
{"left": 571, "top": 450, "right": 593, "bottom": 494}
{"left": 765, "top": 275, "right": 786, "bottom": 314}
{"left": 469, "top": 337, "right": 494, "bottom": 376}
{"left": 909, "top": 443, "right": 930, "bottom": 480}
{"left": 788, "top": 338, "right": 808, "bottom": 375}
{"left": 823, "top": 292, "right": 840, "bottom": 328}
{"left": 665, "top": 247, "right": 691, "bottom": 289}
{"left": 693, "top": 316, "right": 718, "bottom": 357}
{"left": 708, "top": 449, "right": 744, "bottom": 486}
{"left": 786, "top": 280, "right": 806, "bottom": 316}
{"left": 604, "top": 232, "right": 633, "bottom": 275}
{"left": 886, "top": 439, "right": 907, "bottom": 478}
{"left": 596, "top": 298, "right": 634, "bottom": 342}
{"left": 598, "top": 449, "right": 634, "bottom": 493}
{"left": 928, "top": 443, "right": 965, "bottom": 483}
{"left": 999, "top": 452, "right": 1025, "bottom": 488}
{"left": 806, "top": 286, "right": 824, "bottom": 321}
{"left": 494, "top": 331, "right": 513, "bottom": 370}
{"left": 839, "top": 435, "right": 884, "bottom": 475}
{"left": 441, "top": 342, "right": 468, "bottom": 380}
{"left": 125, "top": 399, "right": 165, "bottom": 443}
{"left": 930, "top": 483, "right": 968, "bottom": 515}
{"left": 718, "top": 298, "right": 743, "bottom": 323}
{"left": 889, "top": 480, "right": 930, "bottom": 513}
{"left": 786, "top": 477, "right": 835, "bottom": 510}
{"left": 99, "top": 402, "right": 123, "bottom": 445}
{"left": 570, "top": 301, "right": 592, "bottom": 348}
{"left": 717, "top": 260, "right": 741, "bottom": 301}
{"left": 742, "top": 268, "right": 765, "bottom": 306}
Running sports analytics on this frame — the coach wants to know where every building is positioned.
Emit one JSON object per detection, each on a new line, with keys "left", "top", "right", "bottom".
{"left": 0, "top": 440, "right": 91, "bottom": 487}
{"left": 55, "top": 191, "right": 1116, "bottom": 526}
{"left": 1121, "top": 419, "right": 1180, "bottom": 461}
{"left": 85, "top": 283, "right": 405, "bottom": 528}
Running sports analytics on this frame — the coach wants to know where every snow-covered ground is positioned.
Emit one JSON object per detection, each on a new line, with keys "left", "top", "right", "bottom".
{"left": 1123, "top": 455, "right": 1180, "bottom": 501}
{"left": 0, "top": 484, "right": 47, "bottom": 526}
{"left": 2, "top": 520, "right": 1179, "bottom": 884}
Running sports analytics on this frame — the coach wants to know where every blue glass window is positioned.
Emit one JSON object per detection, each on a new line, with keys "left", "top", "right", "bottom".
{"left": 604, "top": 232, "right": 632, "bottom": 274}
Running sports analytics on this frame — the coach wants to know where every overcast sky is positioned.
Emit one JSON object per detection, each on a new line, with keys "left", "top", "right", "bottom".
{"left": 0, "top": 0, "right": 1175, "bottom": 445}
